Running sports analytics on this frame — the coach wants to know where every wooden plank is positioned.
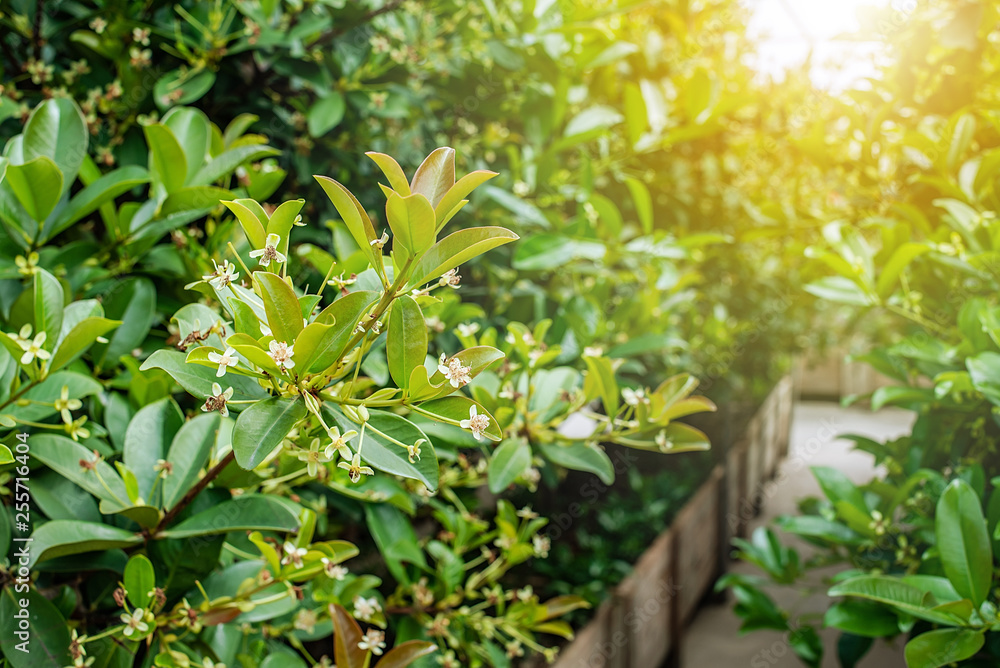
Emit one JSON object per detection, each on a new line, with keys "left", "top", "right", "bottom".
{"left": 725, "top": 440, "right": 750, "bottom": 542}
{"left": 623, "top": 530, "right": 676, "bottom": 668}
{"left": 674, "top": 467, "right": 724, "bottom": 621}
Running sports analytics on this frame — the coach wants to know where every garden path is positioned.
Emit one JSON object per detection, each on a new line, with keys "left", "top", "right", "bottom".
{"left": 681, "top": 401, "right": 915, "bottom": 668}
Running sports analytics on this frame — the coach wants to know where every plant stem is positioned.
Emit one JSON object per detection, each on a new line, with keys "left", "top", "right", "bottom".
{"left": 154, "top": 450, "right": 236, "bottom": 534}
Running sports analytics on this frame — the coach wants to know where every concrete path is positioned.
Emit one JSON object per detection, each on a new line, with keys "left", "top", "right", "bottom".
{"left": 681, "top": 401, "right": 915, "bottom": 668}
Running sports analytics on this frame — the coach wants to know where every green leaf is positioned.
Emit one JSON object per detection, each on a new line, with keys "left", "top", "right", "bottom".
{"left": 583, "top": 355, "right": 619, "bottom": 418}
{"left": 139, "top": 349, "right": 268, "bottom": 401}
{"left": 512, "top": 234, "right": 605, "bottom": 271}
{"left": 415, "top": 396, "right": 502, "bottom": 442}
{"left": 827, "top": 576, "right": 959, "bottom": 625}
{"left": 936, "top": 479, "right": 992, "bottom": 606}
{"left": 33, "top": 268, "right": 64, "bottom": 349}
{"left": 366, "top": 151, "right": 412, "bottom": 195}
{"left": 144, "top": 124, "right": 187, "bottom": 194}
{"left": 314, "top": 175, "right": 381, "bottom": 272}
{"left": 409, "top": 147, "right": 455, "bottom": 207}
{"left": 123, "top": 397, "right": 184, "bottom": 502}
{"left": 876, "top": 242, "right": 931, "bottom": 298}
{"left": 21, "top": 97, "right": 87, "bottom": 187}
{"left": 308, "top": 92, "right": 346, "bottom": 137}
{"left": 327, "top": 408, "right": 440, "bottom": 490}
{"left": 812, "top": 466, "right": 868, "bottom": 512}
{"left": 0, "top": 585, "right": 73, "bottom": 667}
{"left": 386, "top": 191, "right": 436, "bottom": 257}
{"left": 488, "top": 439, "right": 532, "bottom": 493}
{"left": 967, "top": 352, "right": 1000, "bottom": 407}
{"left": 364, "top": 503, "right": 427, "bottom": 583}
{"left": 124, "top": 554, "right": 156, "bottom": 609}
{"left": 823, "top": 600, "right": 899, "bottom": 638}
{"left": 162, "top": 107, "right": 211, "bottom": 177}
{"left": 804, "top": 276, "right": 876, "bottom": 306}
{"left": 42, "top": 165, "right": 149, "bottom": 241}
{"left": 162, "top": 412, "right": 221, "bottom": 509}
{"left": 190, "top": 144, "right": 279, "bottom": 187}
{"left": 29, "top": 434, "right": 128, "bottom": 506}
{"left": 537, "top": 441, "right": 614, "bottom": 484}
{"left": 387, "top": 295, "right": 427, "bottom": 389}
{"left": 0, "top": 444, "right": 12, "bottom": 465}
{"left": 904, "top": 629, "right": 984, "bottom": 668}
{"left": 625, "top": 177, "right": 653, "bottom": 234}
{"left": 49, "top": 317, "right": 120, "bottom": 371}
{"left": 94, "top": 277, "right": 156, "bottom": 367}
{"left": 160, "top": 495, "right": 301, "bottom": 538}
{"left": 232, "top": 397, "right": 307, "bottom": 469}
{"left": 5, "top": 156, "right": 63, "bottom": 222}
{"left": 159, "top": 186, "right": 230, "bottom": 216}
{"left": 265, "top": 199, "right": 305, "bottom": 262}
{"left": 433, "top": 169, "right": 497, "bottom": 227}
{"left": 29, "top": 520, "right": 142, "bottom": 568}
{"left": 297, "top": 291, "right": 379, "bottom": 373}
{"left": 254, "top": 272, "right": 303, "bottom": 345}
{"left": 222, "top": 199, "right": 267, "bottom": 249}
{"left": 407, "top": 226, "right": 519, "bottom": 289}
{"left": 4, "top": 372, "right": 101, "bottom": 423}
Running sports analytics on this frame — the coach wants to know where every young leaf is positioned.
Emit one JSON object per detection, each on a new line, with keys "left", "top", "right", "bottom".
{"left": 387, "top": 295, "right": 427, "bottom": 389}
{"left": 254, "top": 272, "right": 303, "bottom": 346}
{"left": 434, "top": 170, "right": 498, "bottom": 226}
{"left": 144, "top": 123, "right": 188, "bottom": 194}
{"left": 366, "top": 152, "right": 412, "bottom": 195}
{"left": 330, "top": 603, "right": 367, "bottom": 668}
{"left": 409, "top": 147, "right": 455, "bottom": 207}
{"left": 222, "top": 199, "right": 267, "bottom": 249}
{"left": 386, "top": 192, "right": 435, "bottom": 256}
{"left": 407, "top": 227, "right": 519, "bottom": 289}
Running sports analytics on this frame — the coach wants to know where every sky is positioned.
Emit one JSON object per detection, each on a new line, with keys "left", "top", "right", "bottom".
{"left": 744, "top": 0, "right": 903, "bottom": 89}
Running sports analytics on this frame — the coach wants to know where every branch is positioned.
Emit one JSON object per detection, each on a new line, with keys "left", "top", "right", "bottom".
{"left": 154, "top": 450, "right": 236, "bottom": 534}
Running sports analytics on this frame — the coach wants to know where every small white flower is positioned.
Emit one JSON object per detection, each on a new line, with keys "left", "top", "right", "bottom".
{"left": 655, "top": 430, "right": 673, "bottom": 452}
{"left": 207, "top": 347, "right": 239, "bottom": 377}
{"left": 407, "top": 439, "right": 425, "bottom": 464}
{"left": 583, "top": 346, "right": 603, "bottom": 357}
{"left": 460, "top": 405, "right": 490, "bottom": 440}
{"left": 120, "top": 608, "right": 148, "bottom": 637}
{"left": 338, "top": 453, "right": 374, "bottom": 483}
{"left": 202, "top": 259, "right": 240, "bottom": 290}
{"left": 294, "top": 608, "right": 318, "bottom": 633}
{"left": 533, "top": 534, "right": 551, "bottom": 558}
{"left": 267, "top": 340, "right": 295, "bottom": 371}
{"left": 7, "top": 323, "right": 32, "bottom": 347}
{"left": 622, "top": 387, "right": 647, "bottom": 406}
{"left": 297, "top": 438, "right": 332, "bottom": 477}
{"left": 353, "top": 596, "right": 381, "bottom": 621}
{"left": 324, "top": 427, "right": 358, "bottom": 460}
{"left": 248, "top": 233, "right": 286, "bottom": 266}
{"left": 456, "top": 322, "right": 480, "bottom": 337}
{"left": 439, "top": 268, "right": 461, "bottom": 288}
{"left": 19, "top": 331, "right": 51, "bottom": 365}
{"left": 281, "top": 541, "right": 308, "bottom": 568}
{"left": 370, "top": 231, "right": 389, "bottom": 250}
{"left": 53, "top": 385, "right": 82, "bottom": 424}
{"left": 358, "top": 628, "right": 386, "bottom": 655}
{"left": 438, "top": 353, "right": 472, "bottom": 388}
{"left": 321, "top": 558, "right": 348, "bottom": 580}
{"left": 201, "top": 382, "right": 234, "bottom": 417}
